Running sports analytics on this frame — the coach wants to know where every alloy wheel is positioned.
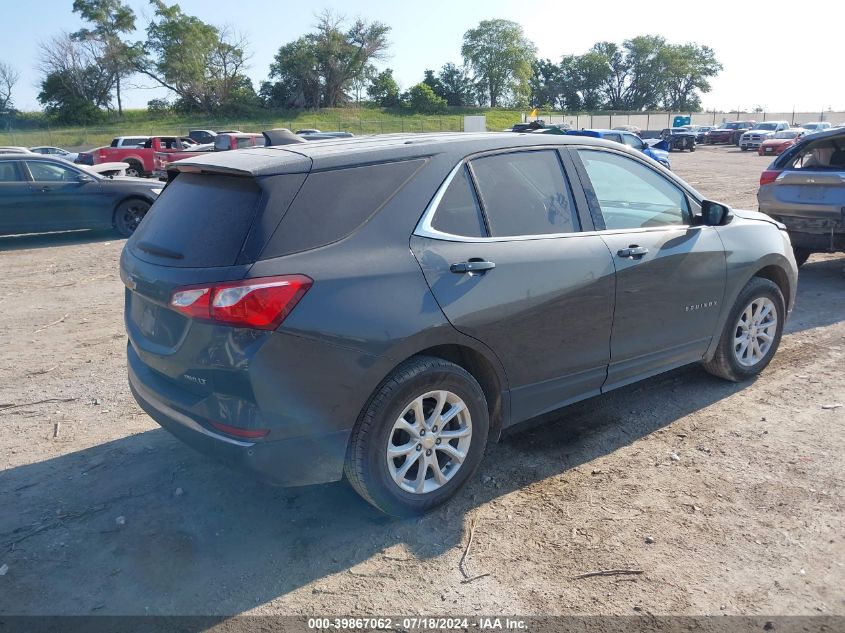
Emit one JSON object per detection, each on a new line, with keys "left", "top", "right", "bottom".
{"left": 386, "top": 390, "right": 472, "bottom": 494}
{"left": 732, "top": 297, "right": 778, "bottom": 367}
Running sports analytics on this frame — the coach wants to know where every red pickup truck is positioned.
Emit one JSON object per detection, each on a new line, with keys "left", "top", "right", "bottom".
{"left": 94, "top": 136, "right": 194, "bottom": 177}
{"left": 152, "top": 133, "right": 265, "bottom": 178}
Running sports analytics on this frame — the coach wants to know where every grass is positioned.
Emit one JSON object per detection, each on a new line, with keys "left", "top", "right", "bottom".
{"left": 0, "top": 107, "right": 528, "bottom": 150}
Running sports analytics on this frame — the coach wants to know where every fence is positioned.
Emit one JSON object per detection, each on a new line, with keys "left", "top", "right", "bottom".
{"left": 532, "top": 110, "right": 845, "bottom": 132}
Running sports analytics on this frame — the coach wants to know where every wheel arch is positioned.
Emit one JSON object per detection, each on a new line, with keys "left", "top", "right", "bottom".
{"left": 753, "top": 263, "right": 792, "bottom": 309}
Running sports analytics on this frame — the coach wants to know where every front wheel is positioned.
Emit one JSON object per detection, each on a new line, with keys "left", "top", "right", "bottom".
{"left": 114, "top": 198, "right": 151, "bottom": 237}
{"left": 344, "top": 356, "right": 489, "bottom": 516}
{"left": 703, "top": 277, "right": 785, "bottom": 382}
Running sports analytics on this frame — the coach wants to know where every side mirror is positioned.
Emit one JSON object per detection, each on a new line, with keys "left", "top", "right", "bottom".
{"left": 700, "top": 200, "right": 733, "bottom": 226}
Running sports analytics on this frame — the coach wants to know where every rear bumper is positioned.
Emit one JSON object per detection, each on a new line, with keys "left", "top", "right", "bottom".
{"left": 127, "top": 343, "right": 351, "bottom": 486}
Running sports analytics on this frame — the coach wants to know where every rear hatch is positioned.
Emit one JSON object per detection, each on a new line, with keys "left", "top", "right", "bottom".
{"left": 121, "top": 154, "right": 309, "bottom": 384}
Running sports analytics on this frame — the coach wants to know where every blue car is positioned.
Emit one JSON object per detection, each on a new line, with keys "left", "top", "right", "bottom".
{"left": 564, "top": 129, "right": 671, "bottom": 170}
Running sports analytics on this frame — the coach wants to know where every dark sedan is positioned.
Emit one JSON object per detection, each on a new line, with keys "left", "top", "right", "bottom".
{"left": 0, "top": 155, "right": 161, "bottom": 237}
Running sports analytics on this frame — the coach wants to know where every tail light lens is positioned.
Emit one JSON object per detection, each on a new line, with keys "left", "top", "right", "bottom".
{"left": 209, "top": 421, "right": 270, "bottom": 439}
{"left": 170, "top": 275, "right": 312, "bottom": 330}
{"left": 760, "top": 170, "right": 782, "bottom": 186}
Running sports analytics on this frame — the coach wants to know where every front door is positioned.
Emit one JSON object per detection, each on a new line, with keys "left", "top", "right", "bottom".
{"left": 412, "top": 149, "right": 616, "bottom": 424}
{"left": 0, "top": 161, "right": 35, "bottom": 234}
{"left": 24, "top": 160, "right": 107, "bottom": 231}
{"left": 571, "top": 147, "right": 727, "bottom": 390}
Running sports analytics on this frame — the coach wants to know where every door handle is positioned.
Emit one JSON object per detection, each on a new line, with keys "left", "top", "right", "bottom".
{"left": 450, "top": 260, "right": 496, "bottom": 274}
{"left": 39, "top": 187, "right": 52, "bottom": 192}
{"left": 617, "top": 245, "right": 649, "bottom": 258}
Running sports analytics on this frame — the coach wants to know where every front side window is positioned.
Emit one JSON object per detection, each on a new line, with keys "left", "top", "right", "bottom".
{"left": 25, "top": 161, "right": 79, "bottom": 182}
{"left": 577, "top": 150, "right": 690, "bottom": 230}
{"left": 470, "top": 150, "right": 580, "bottom": 237}
{"left": 622, "top": 134, "right": 644, "bottom": 150}
{"left": 430, "top": 166, "right": 486, "bottom": 237}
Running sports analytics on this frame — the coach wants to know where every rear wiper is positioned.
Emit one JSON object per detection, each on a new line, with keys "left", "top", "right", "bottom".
{"left": 135, "top": 241, "right": 184, "bottom": 260}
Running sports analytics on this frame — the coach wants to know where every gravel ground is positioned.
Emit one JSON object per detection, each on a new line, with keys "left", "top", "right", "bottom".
{"left": 0, "top": 145, "right": 843, "bottom": 617}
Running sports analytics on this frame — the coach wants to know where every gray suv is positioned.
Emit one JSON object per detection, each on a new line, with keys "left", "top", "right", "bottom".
{"left": 122, "top": 133, "right": 797, "bottom": 515}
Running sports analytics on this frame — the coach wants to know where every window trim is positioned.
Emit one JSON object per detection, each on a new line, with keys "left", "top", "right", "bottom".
{"left": 416, "top": 147, "right": 589, "bottom": 242}
{"left": 415, "top": 145, "right": 706, "bottom": 243}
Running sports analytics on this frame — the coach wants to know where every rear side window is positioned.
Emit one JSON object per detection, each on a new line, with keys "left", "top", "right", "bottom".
{"left": 262, "top": 159, "right": 426, "bottom": 257}
{"left": 469, "top": 150, "right": 580, "bottom": 237}
{"left": 0, "top": 162, "right": 22, "bottom": 182}
{"left": 129, "top": 173, "right": 262, "bottom": 267}
{"left": 430, "top": 166, "right": 487, "bottom": 238}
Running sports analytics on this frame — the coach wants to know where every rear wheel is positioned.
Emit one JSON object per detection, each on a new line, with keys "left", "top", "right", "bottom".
{"left": 114, "top": 198, "right": 151, "bottom": 237}
{"left": 344, "top": 356, "right": 489, "bottom": 516}
{"left": 125, "top": 160, "right": 144, "bottom": 178}
{"left": 703, "top": 277, "right": 785, "bottom": 382}
{"left": 792, "top": 247, "right": 812, "bottom": 268}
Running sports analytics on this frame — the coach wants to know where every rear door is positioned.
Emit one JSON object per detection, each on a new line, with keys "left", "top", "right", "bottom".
{"left": 570, "top": 147, "right": 726, "bottom": 390}
{"left": 411, "top": 148, "right": 616, "bottom": 424}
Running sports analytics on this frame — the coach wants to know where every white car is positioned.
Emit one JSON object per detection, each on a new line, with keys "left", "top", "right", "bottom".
{"left": 29, "top": 146, "right": 80, "bottom": 163}
{"left": 800, "top": 122, "right": 832, "bottom": 134}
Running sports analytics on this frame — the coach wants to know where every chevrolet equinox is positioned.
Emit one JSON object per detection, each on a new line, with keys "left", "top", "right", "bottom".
{"left": 122, "top": 133, "right": 798, "bottom": 515}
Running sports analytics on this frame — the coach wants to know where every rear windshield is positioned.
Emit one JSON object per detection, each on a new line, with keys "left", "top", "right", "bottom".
{"left": 129, "top": 173, "right": 263, "bottom": 267}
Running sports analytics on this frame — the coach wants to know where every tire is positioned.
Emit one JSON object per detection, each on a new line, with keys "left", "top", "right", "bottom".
{"left": 114, "top": 198, "right": 151, "bottom": 237}
{"left": 741, "top": 146, "right": 748, "bottom": 152}
{"left": 792, "top": 247, "right": 812, "bottom": 268}
{"left": 125, "top": 160, "right": 144, "bottom": 178}
{"left": 344, "top": 356, "right": 489, "bottom": 516}
{"left": 703, "top": 277, "right": 785, "bottom": 382}
{"left": 690, "top": 145, "right": 696, "bottom": 152}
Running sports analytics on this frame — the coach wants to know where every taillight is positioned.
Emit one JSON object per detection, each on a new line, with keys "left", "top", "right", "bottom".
{"left": 209, "top": 421, "right": 270, "bottom": 439}
{"left": 170, "top": 275, "right": 312, "bottom": 330}
{"left": 760, "top": 170, "right": 781, "bottom": 186}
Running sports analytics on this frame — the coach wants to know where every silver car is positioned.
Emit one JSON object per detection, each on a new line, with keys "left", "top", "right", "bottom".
{"left": 757, "top": 127, "right": 845, "bottom": 265}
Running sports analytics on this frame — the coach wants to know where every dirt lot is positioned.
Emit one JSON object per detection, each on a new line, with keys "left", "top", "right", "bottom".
{"left": 1, "top": 145, "right": 843, "bottom": 618}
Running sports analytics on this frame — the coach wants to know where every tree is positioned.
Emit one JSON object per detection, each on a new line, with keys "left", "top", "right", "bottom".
{"left": 71, "top": 0, "right": 139, "bottom": 115}
{"left": 0, "top": 62, "right": 19, "bottom": 113}
{"left": 661, "top": 43, "right": 722, "bottom": 111}
{"left": 406, "top": 82, "right": 446, "bottom": 113}
{"left": 264, "top": 12, "right": 390, "bottom": 109}
{"left": 367, "top": 68, "right": 401, "bottom": 107}
{"left": 589, "top": 42, "right": 628, "bottom": 110}
{"left": 437, "top": 63, "right": 475, "bottom": 107}
{"left": 38, "top": 33, "right": 116, "bottom": 122}
{"left": 137, "top": 1, "right": 256, "bottom": 114}
{"left": 622, "top": 35, "right": 667, "bottom": 110}
{"left": 529, "top": 58, "right": 563, "bottom": 109}
{"left": 461, "top": 19, "right": 535, "bottom": 107}
{"left": 422, "top": 69, "right": 444, "bottom": 99}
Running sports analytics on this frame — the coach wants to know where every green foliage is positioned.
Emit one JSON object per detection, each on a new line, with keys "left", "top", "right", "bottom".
{"left": 437, "top": 63, "right": 476, "bottom": 107}
{"left": 406, "top": 83, "right": 447, "bottom": 114}
{"left": 38, "top": 71, "right": 106, "bottom": 124}
{"left": 139, "top": 0, "right": 256, "bottom": 114}
{"left": 528, "top": 35, "right": 722, "bottom": 112}
{"left": 367, "top": 69, "right": 401, "bottom": 108}
{"left": 264, "top": 11, "right": 389, "bottom": 109}
{"left": 461, "top": 19, "right": 536, "bottom": 107}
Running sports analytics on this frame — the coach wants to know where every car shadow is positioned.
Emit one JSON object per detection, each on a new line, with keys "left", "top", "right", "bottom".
{"left": 1, "top": 255, "right": 841, "bottom": 618}
{"left": 0, "top": 362, "right": 744, "bottom": 618}
{"left": 0, "top": 229, "right": 120, "bottom": 252}
{"left": 785, "top": 254, "right": 845, "bottom": 333}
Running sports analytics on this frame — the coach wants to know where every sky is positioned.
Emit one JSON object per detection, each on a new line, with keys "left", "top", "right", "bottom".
{"left": 3, "top": 0, "right": 844, "bottom": 114}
